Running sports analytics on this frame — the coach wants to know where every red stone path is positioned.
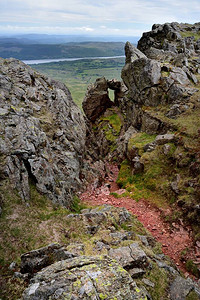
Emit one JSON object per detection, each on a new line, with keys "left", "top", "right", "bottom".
{"left": 80, "top": 164, "right": 200, "bottom": 279}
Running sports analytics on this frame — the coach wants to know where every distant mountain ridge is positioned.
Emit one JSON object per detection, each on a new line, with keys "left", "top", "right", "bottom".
{"left": 0, "top": 33, "right": 140, "bottom": 44}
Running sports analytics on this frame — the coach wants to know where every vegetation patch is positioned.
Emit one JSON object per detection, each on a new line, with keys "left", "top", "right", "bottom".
{"left": 128, "top": 132, "right": 156, "bottom": 155}
{"left": 0, "top": 180, "right": 88, "bottom": 299}
{"left": 137, "top": 262, "right": 169, "bottom": 300}
{"left": 185, "top": 259, "right": 200, "bottom": 278}
{"left": 180, "top": 31, "right": 200, "bottom": 41}
{"left": 117, "top": 142, "right": 176, "bottom": 208}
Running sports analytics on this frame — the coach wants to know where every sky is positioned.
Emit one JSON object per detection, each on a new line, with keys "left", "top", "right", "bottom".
{"left": 1, "top": 0, "right": 200, "bottom": 37}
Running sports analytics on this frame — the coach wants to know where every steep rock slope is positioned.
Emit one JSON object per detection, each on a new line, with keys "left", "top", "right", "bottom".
{"left": 0, "top": 58, "right": 86, "bottom": 207}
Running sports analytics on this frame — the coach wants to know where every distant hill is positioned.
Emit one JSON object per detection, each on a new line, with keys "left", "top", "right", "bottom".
{"left": 0, "top": 41, "right": 125, "bottom": 60}
{"left": 0, "top": 34, "right": 140, "bottom": 44}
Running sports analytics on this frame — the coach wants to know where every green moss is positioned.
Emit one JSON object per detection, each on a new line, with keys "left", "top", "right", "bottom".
{"left": 101, "top": 112, "right": 122, "bottom": 135}
{"left": 172, "top": 108, "right": 200, "bottom": 138}
{"left": 116, "top": 159, "right": 133, "bottom": 188}
{"left": 116, "top": 154, "right": 171, "bottom": 208}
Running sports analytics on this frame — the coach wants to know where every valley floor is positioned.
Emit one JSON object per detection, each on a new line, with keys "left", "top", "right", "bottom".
{"left": 80, "top": 164, "right": 200, "bottom": 280}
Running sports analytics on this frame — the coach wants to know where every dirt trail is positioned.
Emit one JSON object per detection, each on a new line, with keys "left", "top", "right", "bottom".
{"left": 80, "top": 164, "right": 200, "bottom": 278}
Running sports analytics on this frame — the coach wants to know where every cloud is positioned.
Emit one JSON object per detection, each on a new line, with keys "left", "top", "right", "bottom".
{"left": 1, "top": 0, "right": 200, "bottom": 36}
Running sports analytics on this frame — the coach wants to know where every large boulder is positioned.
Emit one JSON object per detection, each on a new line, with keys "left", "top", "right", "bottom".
{"left": 22, "top": 255, "right": 147, "bottom": 300}
{"left": 0, "top": 58, "right": 86, "bottom": 206}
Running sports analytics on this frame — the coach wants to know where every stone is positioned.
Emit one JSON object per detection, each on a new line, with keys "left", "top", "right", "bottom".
{"left": 143, "top": 142, "right": 157, "bottom": 152}
{"left": 155, "top": 133, "right": 175, "bottom": 145}
{"left": 95, "top": 241, "right": 110, "bottom": 251}
{"left": 66, "top": 205, "right": 131, "bottom": 233}
{"left": 171, "top": 174, "right": 181, "bottom": 194}
{"left": 128, "top": 268, "right": 146, "bottom": 278}
{"left": 116, "top": 126, "right": 138, "bottom": 161}
{"left": 20, "top": 243, "right": 77, "bottom": 274}
{"left": 82, "top": 77, "right": 113, "bottom": 122}
{"left": 142, "top": 278, "right": 155, "bottom": 288}
{"left": 131, "top": 156, "right": 144, "bottom": 174}
{"left": 108, "top": 242, "right": 148, "bottom": 269}
{"left": 0, "top": 58, "right": 86, "bottom": 206}
{"left": 9, "top": 261, "right": 16, "bottom": 270}
{"left": 124, "top": 41, "right": 146, "bottom": 64}
{"left": 163, "top": 144, "right": 172, "bottom": 155}
{"left": 122, "top": 57, "right": 162, "bottom": 106}
{"left": 22, "top": 255, "right": 148, "bottom": 300}
{"left": 170, "top": 276, "right": 196, "bottom": 300}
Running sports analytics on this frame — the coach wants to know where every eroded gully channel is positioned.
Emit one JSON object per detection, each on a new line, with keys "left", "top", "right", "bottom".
{"left": 80, "top": 164, "right": 200, "bottom": 280}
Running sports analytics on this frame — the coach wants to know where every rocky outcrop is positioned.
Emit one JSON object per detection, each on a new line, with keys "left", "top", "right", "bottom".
{"left": 0, "top": 58, "right": 86, "bottom": 206}
{"left": 121, "top": 42, "right": 197, "bottom": 108}
{"left": 20, "top": 205, "right": 200, "bottom": 299}
{"left": 138, "top": 22, "right": 200, "bottom": 59}
{"left": 120, "top": 41, "right": 199, "bottom": 134}
{"left": 82, "top": 22, "right": 200, "bottom": 248}
{"left": 22, "top": 255, "right": 147, "bottom": 300}
{"left": 82, "top": 77, "right": 126, "bottom": 122}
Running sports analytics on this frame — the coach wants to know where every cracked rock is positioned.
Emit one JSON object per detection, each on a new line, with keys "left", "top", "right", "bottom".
{"left": 108, "top": 242, "right": 148, "bottom": 270}
{"left": 22, "top": 255, "right": 147, "bottom": 300}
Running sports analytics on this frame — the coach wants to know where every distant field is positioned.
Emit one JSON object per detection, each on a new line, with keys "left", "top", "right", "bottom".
{"left": 32, "top": 57, "right": 125, "bottom": 108}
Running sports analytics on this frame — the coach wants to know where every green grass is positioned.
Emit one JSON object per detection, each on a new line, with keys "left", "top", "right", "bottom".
{"left": 180, "top": 31, "right": 200, "bottom": 41}
{"left": 32, "top": 57, "right": 125, "bottom": 108}
{"left": 185, "top": 259, "right": 200, "bottom": 278}
{"left": 128, "top": 132, "right": 157, "bottom": 155}
{"left": 138, "top": 262, "right": 169, "bottom": 300}
{"left": 0, "top": 179, "right": 89, "bottom": 299}
{"left": 117, "top": 139, "right": 178, "bottom": 208}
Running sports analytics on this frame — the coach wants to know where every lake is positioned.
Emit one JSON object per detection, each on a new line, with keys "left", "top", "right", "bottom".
{"left": 23, "top": 55, "right": 125, "bottom": 65}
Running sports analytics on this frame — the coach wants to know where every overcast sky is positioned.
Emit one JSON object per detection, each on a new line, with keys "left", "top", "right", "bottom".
{"left": 1, "top": 0, "right": 200, "bottom": 37}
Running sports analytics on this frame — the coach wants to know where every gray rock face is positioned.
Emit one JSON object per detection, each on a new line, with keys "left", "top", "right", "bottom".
{"left": 124, "top": 41, "right": 146, "bottom": 63}
{"left": 155, "top": 133, "right": 176, "bottom": 145}
{"left": 138, "top": 22, "right": 200, "bottom": 58}
{"left": 20, "top": 243, "right": 77, "bottom": 274}
{"left": 170, "top": 276, "right": 198, "bottom": 300}
{"left": 20, "top": 205, "right": 200, "bottom": 300}
{"left": 108, "top": 242, "right": 148, "bottom": 270}
{"left": 0, "top": 58, "right": 86, "bottom": 206}
{"left": 22, "top": 255, "right": 147, "bottom": 300}
{"left": 121, "top": 54, "right": 196, "bottom": 107}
